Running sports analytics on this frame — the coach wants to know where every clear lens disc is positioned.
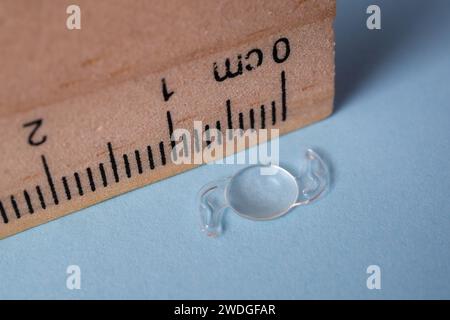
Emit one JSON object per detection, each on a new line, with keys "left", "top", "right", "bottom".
{"left": 226, "top": 165, "right": 298, "bottom": 220}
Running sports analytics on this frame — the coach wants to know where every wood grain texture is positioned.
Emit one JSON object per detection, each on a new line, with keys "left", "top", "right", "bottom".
{"left": 0, "top": 0, "right": 335, "bottom": 238}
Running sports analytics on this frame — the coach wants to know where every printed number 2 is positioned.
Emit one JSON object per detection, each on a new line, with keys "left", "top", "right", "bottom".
{"left": 23, "top": 118, "right": 47, "bottom": 146}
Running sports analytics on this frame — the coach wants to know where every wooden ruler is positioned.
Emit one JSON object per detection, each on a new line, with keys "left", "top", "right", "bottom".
{"left": 0, "top": 0, "right": 335, "bottom": 238}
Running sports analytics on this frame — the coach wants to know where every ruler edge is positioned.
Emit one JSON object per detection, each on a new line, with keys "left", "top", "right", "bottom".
{"left": 0, "top": 15, "right": 336, "bottom": 240}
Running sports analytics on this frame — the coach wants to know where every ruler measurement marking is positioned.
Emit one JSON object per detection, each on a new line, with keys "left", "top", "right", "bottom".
{"left": 123, "top": 154, "right": 132, "bottom": 178}
{"left": 147, "top": 145, "right": 155, "bottom": 170}
{"left": 23, "top": 190, "right": 34, "bottom": 214}
{"left": 35, "top": 185, "right": 46, "bottom": 209}
{"left": 249, "top": 108, "right": 255, "bottom": 129}
{"left": 10, "top": 195, "right": 20, "bottom": 219}
{"left": 86, "top": 167, "right": 96, "bottom": 192}
{"left": 0, "top": 201, "right": 9, "bottom": 224}
{"left": 2, "top": 71, "right": 290, "bottom": 228}
{"left": 226, "top": 99, "right": 235, "bottom": 140}
{"left": 135, "top": 150, "right": 143, "bottom": 174}
{"left": 41, "top": 155, "right": 59, "bottom": 205}
{"left": 216, "top": 120, "right": 222, "bottom": 144}
{"left": 239, "top": 112, "right": 244, "bottom": 130}
{"left": 107, "top": 142, "right": 120, "bottom": 183}
{"left": 226, "top": 99, "right": 233, "bottom": 129}
{"left": 159, "top": 142, "right": 166, "bottom": 166}
{"left": 99, "top": 163, "right": 108, "bottom": 187}
{"left": 260, "top": 105, "right": 266, "bottom": 129}
{"left": 281, "top": 70, "right": 287, "bottom": 121}
{"left": 74, "top": 172, "right": 84, "bottom": 196}
{"left": 167, "top": 111, "right": 176, "bottom": 150}
{"left": 271, "top": 101, "right": 277, "bottom": 125}
{"left": 205, "top": 124, "right": 211, "bottom": 146}
{"left": 62, "top": 176, "right": 72, "bottom": 200}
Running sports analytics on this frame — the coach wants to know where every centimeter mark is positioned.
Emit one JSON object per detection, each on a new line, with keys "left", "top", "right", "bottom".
{"left": 41, "top": 155, "right": 59, "bottom": 205}
{"left": 108, "top": 142, "right": 119, "bottom": 183}
{"left": 167, "top": 111, "right": 175, "bottom": 150}
{"left": 1, "top": 70, "right": 288, "bottom": 225}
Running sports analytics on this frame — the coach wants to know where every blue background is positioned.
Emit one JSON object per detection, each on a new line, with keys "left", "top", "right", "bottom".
{"left": 1, "top": 0, "right": 450, "bottom": 299}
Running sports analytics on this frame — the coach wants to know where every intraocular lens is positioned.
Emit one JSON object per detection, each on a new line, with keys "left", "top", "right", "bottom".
{"left": 226, "top": 165, "right": 298, "bottom": 220}
{"left": 197, "top": 148, "right": 330, "bottom": 237}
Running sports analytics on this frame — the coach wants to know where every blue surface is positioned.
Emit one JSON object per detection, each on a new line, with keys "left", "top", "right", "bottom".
{"left": 1, "top": 0, "right": 450, "bottom": 299}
